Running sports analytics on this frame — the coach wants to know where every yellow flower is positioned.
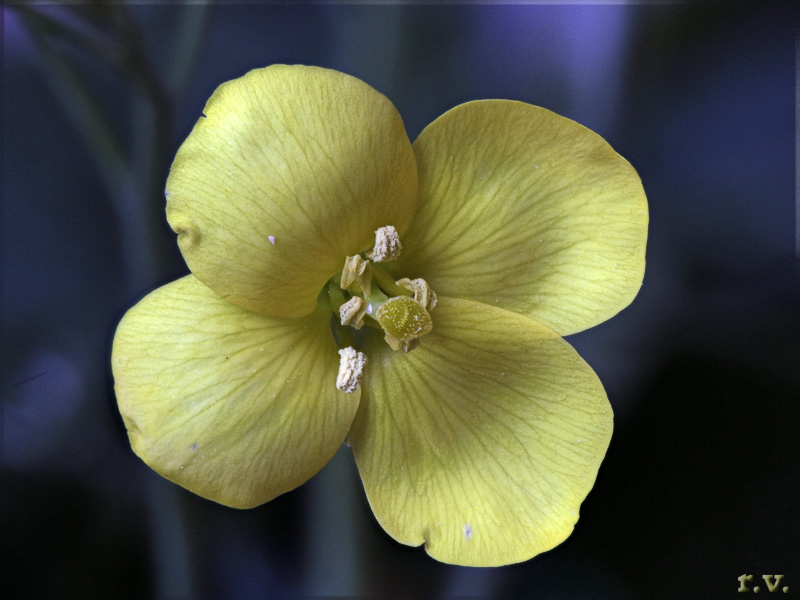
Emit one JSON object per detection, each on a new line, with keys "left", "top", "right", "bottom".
{"left": 112, "top": 65, "right": 648, "bottom": 567}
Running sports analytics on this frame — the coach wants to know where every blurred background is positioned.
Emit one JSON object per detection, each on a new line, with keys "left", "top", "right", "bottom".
{"left": 3, "top": 1, "right": 798, "bottom": 598}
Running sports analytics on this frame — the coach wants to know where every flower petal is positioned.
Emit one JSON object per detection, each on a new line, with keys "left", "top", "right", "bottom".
{"left": 393, "top": 100, "right": 647, "bottom": 336}
{"left": 349, "top": 297, "right": 612, "bottom": 566}
{"left": 166, "top": 65, "right": 417, "bottom": 318}
{"left": 111, "top": 275, "right": 358, "bottom": 508}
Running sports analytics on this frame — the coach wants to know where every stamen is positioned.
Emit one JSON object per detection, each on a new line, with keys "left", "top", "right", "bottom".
{"left": 340, "top": 254, "right": 372, "bottom": 298}
{"left": 339, "top": 296, "right": 367, "bottom": 330}
{"left": 336, "top": 347, "right": 367, "bottom": 393}
{"left": 366, "top": 225, "right": 402, "bottom": 262}
{"left": 383, "top": 334, "right": 420, "bottom": 353}
{"left": 396, "top": 278, "right": 438, "bottom": 311}
{"left": 332, "top": 227, "right": 436, "bottom": 354}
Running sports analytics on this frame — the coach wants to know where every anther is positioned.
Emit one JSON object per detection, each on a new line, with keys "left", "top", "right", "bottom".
{"left": 383, "top": 335, "right": 420, "bottom": 353}
{"left": 340, "top": 254, "right": 371, "bottom": 298}
{"left": 366, "top": 225, "right": 402, "bottom": 262}
{"left": 339, "top": 296, "right": 367, "bottom": 330}
{"left": 396, "top": 278, "right": 438, "bottom": 311}
{"left": 336, "top": 347, "right": 367, "bottom": 393}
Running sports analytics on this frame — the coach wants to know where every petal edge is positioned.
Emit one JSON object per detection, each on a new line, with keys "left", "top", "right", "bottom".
{"left": 112, "top": 275, "right": 358, "bottom": 508}
{"left": 395, "top": 100, "right": 647, "bottom": 335}
{"left": 166, "top": 65, "right": 418, "bottom": 318}
{"left": 350, "top": 296, "right": 612, "bottom": 566}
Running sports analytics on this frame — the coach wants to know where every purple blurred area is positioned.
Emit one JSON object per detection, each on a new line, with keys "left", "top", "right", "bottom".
{"left": 3, "top": 2, "right": 798, "bottom": 599}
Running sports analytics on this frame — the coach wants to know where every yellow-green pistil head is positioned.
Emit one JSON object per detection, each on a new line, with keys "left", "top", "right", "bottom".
{"left": 376, "top": 296, "right": 432, "bottom": 342}
{"left": 111, "top": 64, "right": 648, "bottom": 567}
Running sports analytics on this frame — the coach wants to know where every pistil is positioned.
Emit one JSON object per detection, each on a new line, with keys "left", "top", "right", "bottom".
{"left": 375, "top": 296, "right": 433, "bottom": 352}
{"left": 330, "top": 225, "right": 439, "bottom": 390}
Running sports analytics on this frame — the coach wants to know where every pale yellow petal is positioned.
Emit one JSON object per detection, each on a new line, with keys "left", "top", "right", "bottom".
{"left": 112, "top": 275, "right": 358, "bottom": 508}
{"left": 349, "top": 297, "right": 612, "bottom": 566}
{"left": 166, "top": 65, "right": 417, "bottom": 318}
{"left": 393, "top": 100, "right": 647, "bottom": 335}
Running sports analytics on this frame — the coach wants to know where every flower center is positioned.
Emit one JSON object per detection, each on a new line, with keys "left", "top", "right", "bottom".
{"left": 327, "top": 225, "right": 437, "bottom": 392}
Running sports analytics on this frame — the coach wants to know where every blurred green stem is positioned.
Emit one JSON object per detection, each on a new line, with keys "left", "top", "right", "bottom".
{"left": 15, "top": 5, "right": 204, "bottom": 598}
{"left": 17, "top": 6, "right": 173, "bottom": 287}
{"left": 305, "top": 446, "right": 364, "bottom": 596}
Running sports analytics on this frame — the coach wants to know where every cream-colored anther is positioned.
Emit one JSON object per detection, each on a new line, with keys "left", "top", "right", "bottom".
{"left": 366, "top": 225, "right": 402, "bottom": 262}
{"left": 397, "top": 278, "right": 438, "bottom": 311}
{"left": 383, "top": 334, "right": 420, "bottom": 353}
{"left": 340, "top": 254, "right": 371, "bottom": 298}
{"left": 339, "top": 296, "right": 367, "bottom": 330}
{"left": 336, "top": 347, "right": 367, "bottom": 393}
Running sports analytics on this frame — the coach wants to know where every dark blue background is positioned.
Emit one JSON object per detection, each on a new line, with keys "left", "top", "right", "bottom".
{"left": 4, "top": 2, "right": 798, "bottom": 598}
